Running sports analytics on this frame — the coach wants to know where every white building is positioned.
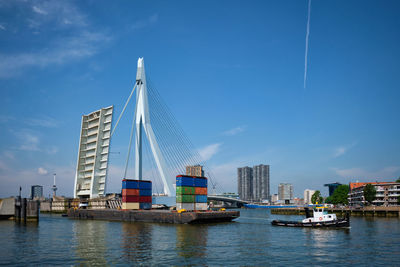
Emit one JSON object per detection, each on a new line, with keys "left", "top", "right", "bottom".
{"left": 74, "top": 106, "right": 113, "bottom": 199}
{"left": 278, "top": 183, "right": 293, "bottom": 203}
{"left": 304, "top": 189, "right": 316, "bottom": 205}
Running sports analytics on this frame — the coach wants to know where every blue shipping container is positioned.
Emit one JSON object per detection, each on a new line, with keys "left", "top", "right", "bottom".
{"left": 195, "top": 195, "right": 207, "bottom": 203}
{"left": 194, "top": 178, "right": 207, "bottom": 188}
{"left": 176, "top": 176, "right": 194, "bottom": 187}
{"left": 138, "top": 181, "right": 152, "bottom": 190}
{"left": 140, "top": 202, "right": 152, "bottom": 210}
{"left": 139, "top": 189, "right": 152, "bottom": 196}
{"left": 122, "top": 180, "right": 139, "bottom": 189}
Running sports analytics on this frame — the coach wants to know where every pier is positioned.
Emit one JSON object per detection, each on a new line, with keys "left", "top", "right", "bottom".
{"left": 271, "top": 206, "right": 400, "bottom": 217}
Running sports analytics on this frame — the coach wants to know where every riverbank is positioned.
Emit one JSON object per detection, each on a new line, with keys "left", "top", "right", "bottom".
{"left": 271, "top": 206, "right": 400, "bottom": 217}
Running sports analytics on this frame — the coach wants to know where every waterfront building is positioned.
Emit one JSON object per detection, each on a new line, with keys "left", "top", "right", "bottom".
{"left": 186, "top": 165, "right": 204, "bottom": 177}
{"left": 278, "top": 183, "right": 293, "bottom": 204}
{"left": 30, "top": 185, "right": 43, "bottom": 200}
{"left": 304, "top": 189, "right": 316, "bottom": 205}
{"left": 238, "top": 164, "right": 270, "bottom": 201}
{"left": 348, "top": 181, "right": 400, "bottom": 206}
{"left": 293, "top": 198, "right": 304, "bottom": 205}
{"left": 74, "top": 106, "right": 114, "bottom": 199}
{"left": 324, "top": 182, "right": 342, "bottom": 196}
{"left": 271, "top": 194, "right": 279, "bottom": 204}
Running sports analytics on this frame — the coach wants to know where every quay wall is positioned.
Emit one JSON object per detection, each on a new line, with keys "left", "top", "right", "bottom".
{"left": 271, "top": 206, "right": 400, "bottom": 217}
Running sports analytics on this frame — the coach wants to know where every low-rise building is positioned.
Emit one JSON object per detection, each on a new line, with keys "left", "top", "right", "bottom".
{"left": 348, "top": 181, "right": 400, "bottom": 206}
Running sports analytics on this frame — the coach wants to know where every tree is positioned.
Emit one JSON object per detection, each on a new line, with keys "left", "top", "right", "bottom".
{"left": 396, "top": 177, "right": 400, "bottom": 183}
{"left": 311, "top": 190, "right": 323, "bottom": 204}
{"left": 331, "top": 185, "right": 350, "bottom": 205}
{"left": 364, "top": 184, "right": 376, "bottom": 205}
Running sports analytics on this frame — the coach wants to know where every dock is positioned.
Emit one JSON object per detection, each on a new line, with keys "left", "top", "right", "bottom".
{"left": 67, "top": 209, "right": 240, "bottom": 224}
{"left": 271, "top": 206, "right": 400, "bottom": 217}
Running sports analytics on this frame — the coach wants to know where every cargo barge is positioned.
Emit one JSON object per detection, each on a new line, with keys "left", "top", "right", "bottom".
{"left": 67, "top": 209, "right": 240, "bottom": 224}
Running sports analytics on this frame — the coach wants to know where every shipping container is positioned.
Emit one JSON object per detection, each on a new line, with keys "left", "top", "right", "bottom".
{"left": 139, "top": 202, "right": 152, "bottom": 210}
{"left": 122, "top": 180, "right": 139, "bottom": 189}
{"left": 176, "top": 186, "right": 195, "bottom": 195}
{"left": 139, "top": 189, "right": 152, "bottom": 196}
{"left": 194, "top": 187, "right": 207, "bottom": 195}
{"left": 195, "top": 203, "right": 208, "bottom": 211}
{"left": 176, "top": 195, "right": 195, "bottom": 203}
{"left": 122, "top": 196, "right": 139, "bottom": 202}
{"left": 194, "top": 177, "right": 207, "bottom": 187}
{"left": 195, "top": 195, "right": 207, "bottom": 203}
{"left": 138, "top": 196, "right": 152, "bottom": 203}
{"left": 176, "top": 203, "right": 195, "bottom": 211}
{"left": 121, "top": 202, "right": 139, "bottom": 210}
{"left": 176, "top": 176, "right": 194, "bottom": 187}
{"left": 122, "top": 189, "right": 139, "bottom": 196}
{"left": 138, "top": 180, "right": 152, "bottom": 189}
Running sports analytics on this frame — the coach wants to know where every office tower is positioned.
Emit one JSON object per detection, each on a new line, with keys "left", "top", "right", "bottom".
{"left": 74, "top": 106, "right": 113, "bottom": 199}
{"left": 238, "top": 164, "right": 270, "bottom": 201}
{"left": 31, "top": 185, "right": 43, "bottom": 200}
{"left": 278, "top": 183, "right": 293, "bottom": 203}
{"left": 237, "top": 166, "right": 253, "bottom": 201}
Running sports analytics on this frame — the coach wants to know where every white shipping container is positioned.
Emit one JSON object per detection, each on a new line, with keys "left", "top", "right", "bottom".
{"left": 195, "top": 203, "right": 208, "bottom": 211}
{"left": 122, "top": 202, "right": 140, "bottom": 210}
{"left": 176, "top": 203, "right": 194, "bottom": 211}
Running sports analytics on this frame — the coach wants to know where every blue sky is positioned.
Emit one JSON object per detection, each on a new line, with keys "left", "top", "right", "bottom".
{"left": 1, "top": 0, "right": 399, "bottom": 198}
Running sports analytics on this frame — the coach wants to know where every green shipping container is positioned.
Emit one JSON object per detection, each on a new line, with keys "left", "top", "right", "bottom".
{"left": 176, "top": 195, "right": 195, "bottom": 203}
{"left": 176, "top": 186, "right": 195, "bottom": 195}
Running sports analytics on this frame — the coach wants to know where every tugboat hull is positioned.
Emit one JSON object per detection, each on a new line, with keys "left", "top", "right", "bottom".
{"left": 271, "top": 218, "right": 350, "bottom": 228}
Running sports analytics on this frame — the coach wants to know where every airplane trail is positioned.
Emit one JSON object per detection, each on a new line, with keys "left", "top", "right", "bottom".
{"left": 304, "top": 0, "right": 312, "bottom": 88}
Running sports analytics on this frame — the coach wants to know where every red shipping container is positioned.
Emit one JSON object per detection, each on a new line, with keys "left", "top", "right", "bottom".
{"left": 122, "top": 189, "right": 139, "bottom": 196}
{"left": 139, "top": 196, "right": 152, "bottom": 203}
{"left": 122, "top": 196, "right": 139, "bottom": 202}
{"left": 195, "top": 187, "right": 208, "bottom": 195}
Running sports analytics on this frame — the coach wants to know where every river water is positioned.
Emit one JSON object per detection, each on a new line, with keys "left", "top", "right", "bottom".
{"left": 1, "top": 209, "right": 399, "bottom": 266}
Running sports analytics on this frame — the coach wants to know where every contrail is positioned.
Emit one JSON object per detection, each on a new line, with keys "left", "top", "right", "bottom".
{"left": 304, "top": 0, "right": 311, "bottom": 88}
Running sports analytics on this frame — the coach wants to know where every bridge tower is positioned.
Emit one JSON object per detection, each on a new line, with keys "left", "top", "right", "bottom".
{"left": 134, "top": 58, "right": 173, "bottom": 196}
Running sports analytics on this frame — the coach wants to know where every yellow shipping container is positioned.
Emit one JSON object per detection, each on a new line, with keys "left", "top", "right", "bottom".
{"left": 122, "top": 202, "right": 140, "bottom": 210}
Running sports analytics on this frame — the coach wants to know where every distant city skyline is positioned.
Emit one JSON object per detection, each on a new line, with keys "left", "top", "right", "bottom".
{"left": 1, "top": 0, "right": 400, "bottom": 198}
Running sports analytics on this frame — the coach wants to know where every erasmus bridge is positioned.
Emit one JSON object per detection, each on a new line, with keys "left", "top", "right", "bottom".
{"left": 78, "top": 58, "right": 245, "bottom": 206}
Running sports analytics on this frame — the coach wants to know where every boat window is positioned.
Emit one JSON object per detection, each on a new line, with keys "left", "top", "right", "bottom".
{"left": 328, "top": 215, "right": 331, "bottom": 218}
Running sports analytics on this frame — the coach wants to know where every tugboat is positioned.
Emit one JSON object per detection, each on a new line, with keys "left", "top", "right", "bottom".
{"left": 271, "top": 206, "right": 350, "bottom": 228}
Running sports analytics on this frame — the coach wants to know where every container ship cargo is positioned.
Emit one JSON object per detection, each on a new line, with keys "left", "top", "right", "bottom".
{"left": 67, "top": 176, "right": 240, "bottom": 224}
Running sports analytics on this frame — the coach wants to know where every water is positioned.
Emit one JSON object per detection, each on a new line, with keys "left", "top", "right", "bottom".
{"left": 1, "top": 209, "right": 399, "bottom": 266}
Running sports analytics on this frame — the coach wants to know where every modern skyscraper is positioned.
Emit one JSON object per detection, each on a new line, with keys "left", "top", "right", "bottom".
{"left": 186, "top": 165, "right": 204, "bottom": 177}
{"left": 278, "top": 183, "right": 293, "bottom": 203}
{"left": 30, "top": 185, "right": 43, "bottom": 200}
{"left": 74, "top": 106, "right": 113, "bottom": 199}
{"left": 238, "top": 164, "right": 270, "bottom": 201}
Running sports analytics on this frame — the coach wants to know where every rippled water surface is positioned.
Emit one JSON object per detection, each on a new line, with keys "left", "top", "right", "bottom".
{"left": 1, "top": 209, "right": 400, "bottom": 266}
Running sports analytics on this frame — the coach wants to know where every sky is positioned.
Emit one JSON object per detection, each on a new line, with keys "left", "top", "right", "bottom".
{"left": 1, "top": 0, "right": 400, "bottom": 198}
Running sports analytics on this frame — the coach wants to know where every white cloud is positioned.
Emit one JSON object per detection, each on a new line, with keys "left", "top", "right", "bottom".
{"left": 38, "top": 167, "right": 48, "bottom": 175}
{"left": 16, "top": 130, "right": 40, "bottom": 151}
{"left": 0, "top": 24, "right": 5, "bottom": 31}
{"left": 198, "top": 143, "right": 222, "bottom": 161}
{"left": 32, "top": 6, "right": 47, "bottom": 15}
{"left": 222, "top": 126, "right": 246, "bottom": 136}
{"left": 333, "top": 166, "right": 400, "bottom": 180}
{"left": 131, "top": 14, "right": 158, "bottom": 30}
{"left": 26, "top": 116, "right": 59, "bottom": 128}
{"left": 333, "top": 142, "right": 357, "bottom": 158}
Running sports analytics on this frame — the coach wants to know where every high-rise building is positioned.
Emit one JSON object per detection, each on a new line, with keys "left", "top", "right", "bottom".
{"left": 304, "top": 189, "right": 316, "bottom": 205}
{"left": 238, "top": 164, "right": 270, "bottom": 201}
{"left": 186, "top": 165, "right": 204, "bottom": 177}
{"left": 31, "top": 185, "right": 43, "bottom": 200}
{"left": 74, "top": 106, "right": 113, "bottom": 199}
{"left": 278, "top": 183, "right": 293, "bottom": 203}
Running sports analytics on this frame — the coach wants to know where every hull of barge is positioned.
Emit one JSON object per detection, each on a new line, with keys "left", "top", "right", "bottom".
{"left": 67, "top": 209, "right": 240, "bottom": 224}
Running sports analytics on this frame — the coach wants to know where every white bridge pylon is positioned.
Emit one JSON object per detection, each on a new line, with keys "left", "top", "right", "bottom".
{"left": 134, "top": 58, "right": 173, "bottom": 196}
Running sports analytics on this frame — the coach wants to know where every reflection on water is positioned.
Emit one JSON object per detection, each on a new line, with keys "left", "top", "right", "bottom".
{"left": 121, "top": 222, "right": 153, "bottom": 263}
{"left": 176, "top": 224, "right": 208, "bottom": 259}
{"left": 72, "top": 220, "right": 107, "bottom": 266}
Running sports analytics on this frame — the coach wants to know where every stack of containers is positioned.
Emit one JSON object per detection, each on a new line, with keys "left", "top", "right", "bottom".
{"left": 122, "top": 179, "right": 152, "bottom": 210}
{"left": 176, "top": 175, "right": 208, "bottom": 211}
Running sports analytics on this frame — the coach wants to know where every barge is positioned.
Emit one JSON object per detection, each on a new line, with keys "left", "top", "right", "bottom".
{"left": 67, "top": 208, "right": 240, "bottom": 224}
